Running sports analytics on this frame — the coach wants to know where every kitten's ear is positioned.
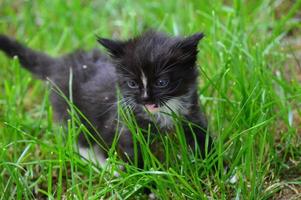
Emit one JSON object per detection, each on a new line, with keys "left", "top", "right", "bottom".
{"left": 97, "top": 37, "right": 126, "bottom": 57}
{"left": 177, "top": 32, "right": 204, "bottom": 55}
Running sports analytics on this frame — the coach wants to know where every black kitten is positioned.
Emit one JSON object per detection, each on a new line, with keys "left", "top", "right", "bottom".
{"left": 0, "top": 31, "right": 211, "bottom": 166}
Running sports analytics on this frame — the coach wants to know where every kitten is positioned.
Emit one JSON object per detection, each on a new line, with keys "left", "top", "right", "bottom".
{"left": 0, "top": 31, "right": 211, "bottom": 167}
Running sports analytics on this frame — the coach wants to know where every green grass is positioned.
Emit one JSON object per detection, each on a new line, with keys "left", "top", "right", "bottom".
{"left": 1, "top": 0, "right": 301, "bottom": 199}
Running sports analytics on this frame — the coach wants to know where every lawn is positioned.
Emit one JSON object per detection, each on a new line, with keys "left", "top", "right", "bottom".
{"left": 0, "top": 0, "right": 301, "bottom": 199}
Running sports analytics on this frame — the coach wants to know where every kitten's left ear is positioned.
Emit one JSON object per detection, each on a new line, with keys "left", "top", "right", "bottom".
{"left": 177, "top": 32, "right": 205, "bottom": 55}
{"left": 97, "top": 37, "right": 126, "bottom": 58}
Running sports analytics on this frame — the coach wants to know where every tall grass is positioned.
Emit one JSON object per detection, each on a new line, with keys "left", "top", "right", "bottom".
{"left": 0, "top": 0, "right": 301, "bottom": 199}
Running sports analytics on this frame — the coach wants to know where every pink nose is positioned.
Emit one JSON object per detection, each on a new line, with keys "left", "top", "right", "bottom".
{"left": 144, "top": 104, "right": 159, "bottom": 113}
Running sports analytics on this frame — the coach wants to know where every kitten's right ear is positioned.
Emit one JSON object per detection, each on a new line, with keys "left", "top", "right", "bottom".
{"left": 97, "top": 37, "right": 126, "bottom": 57}
{"left": 177, "top": 32, "right": 205, "bottom": 54}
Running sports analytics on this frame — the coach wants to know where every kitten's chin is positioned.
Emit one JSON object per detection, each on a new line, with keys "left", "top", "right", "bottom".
{"left": 144, "top": 104, "right": 159, "bottom": 113}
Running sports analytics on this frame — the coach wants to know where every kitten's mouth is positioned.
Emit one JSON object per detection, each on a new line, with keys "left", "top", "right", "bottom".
{"left": 144, "top": 104, "right": 159, "bottom": 113}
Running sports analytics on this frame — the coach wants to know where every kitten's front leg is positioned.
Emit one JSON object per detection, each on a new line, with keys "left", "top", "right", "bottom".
{"left": 183, "top": 122, "right": 212, "bottom": 157}
{"left": 118, "top": 126, "right": 144, "bottom": 168}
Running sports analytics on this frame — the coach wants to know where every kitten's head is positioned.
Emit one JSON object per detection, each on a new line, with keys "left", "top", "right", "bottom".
{"left": 98, "top": 31, "right": 204, "bottom": 118}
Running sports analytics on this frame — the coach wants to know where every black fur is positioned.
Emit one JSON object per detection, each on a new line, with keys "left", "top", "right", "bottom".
{"left": 0, "top": 31, "right": 211, "bottom": 165}
{"left": 0, "top": 36, "right": 56, "bottom": 79}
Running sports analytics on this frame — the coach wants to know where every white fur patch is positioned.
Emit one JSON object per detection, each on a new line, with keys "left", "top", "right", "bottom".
{"left": 78, "top": 146, "right": 121, "bottom": 177}
{"left": 78, "top": 145, "right": 106, "bottom": 167}
{"left": 141, "top": 72, "right": 147, "bottom": 89}
{"left": 155, "top": 95, "right": 190, "bottom": 129}
{"left": 154, "top": 112, "right": 174, "bottom": 129}
{"left": 141, "top": 71, "right": 148, "bottom": 98}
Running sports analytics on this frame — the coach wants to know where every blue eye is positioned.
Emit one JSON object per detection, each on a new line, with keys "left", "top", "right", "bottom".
{"left": 155, "top": 79, "right": 169, "bottom": 88}
{"left": 127, "top": 80, "right": 139, "bottom": 89}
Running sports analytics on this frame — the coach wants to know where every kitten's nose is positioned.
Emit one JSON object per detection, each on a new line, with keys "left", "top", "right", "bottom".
{"left": 141, "top": 90, "right": 150, "bottom": 102}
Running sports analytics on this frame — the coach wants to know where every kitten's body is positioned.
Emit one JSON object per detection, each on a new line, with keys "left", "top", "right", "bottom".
{"left": 0, "top": 31, "right": 210, "bottom": 166}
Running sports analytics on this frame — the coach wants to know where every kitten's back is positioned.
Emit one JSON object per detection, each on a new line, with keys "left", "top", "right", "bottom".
{"left": 0, "top": 34, "right": 116, "bottom": 123}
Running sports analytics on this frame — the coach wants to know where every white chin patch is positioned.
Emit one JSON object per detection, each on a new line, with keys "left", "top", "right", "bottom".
{"left": 154, "top": 96, "right": 189, "bottom": 129}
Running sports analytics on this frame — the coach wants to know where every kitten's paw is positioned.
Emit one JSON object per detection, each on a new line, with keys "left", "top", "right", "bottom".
{"left": 148, "top": 192, "right": 156, "bottom": 200}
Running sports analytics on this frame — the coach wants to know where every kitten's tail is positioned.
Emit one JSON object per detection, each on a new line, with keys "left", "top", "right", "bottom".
{"left": 0, "top": 34, "right": 57, "bottom": 79}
